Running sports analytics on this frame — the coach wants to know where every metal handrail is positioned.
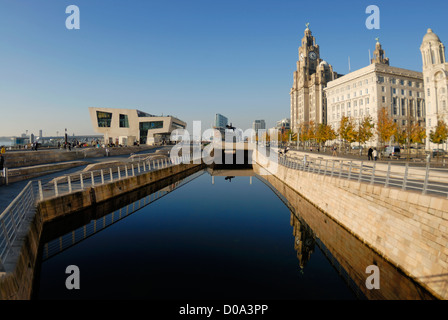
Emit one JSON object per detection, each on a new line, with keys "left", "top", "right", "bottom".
{"left": 0, "top": 181, "right": 36, "bottom": 271}
{"left": 277, "top": 154, "right": 448, "bottom": 199}
{"left": 0, "top": 154, "right": 199, "bottom": 271}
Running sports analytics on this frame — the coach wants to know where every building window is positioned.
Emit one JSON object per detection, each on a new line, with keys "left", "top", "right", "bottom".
{"left": 354, "top": 101, "right": 358, "bottom": 107}
{"left": 382, "top": 96, "right": 386, "bottom": 103}
{"left": 378, "top": 76, "right": 385, "bottom": 83}
{"left": 393, "top": 88, "right": 396, "bottom": 94}
{"left": 427, "top": 89, "right": 431, "bottom": 96}
{"left": 360, "top": 99, "right": 363, "bottom": 106}
{"left": 365, "top": 89, "right": 369, "bottom": 94}
{"left": 382, "top": 86, "right": 385, "bottom": 92}
{"left": 391, "top": 78, "right": 396, "bottom": 84}
{"left": 409, "top": 91, "right": 412, "bottom": 96}
{"left": 119, "top": 114, "right": 129, "bottom": 128}
{"left": 443, "top": 101, "right": 447, "bottom": 110}
{"left": 408, "top": 81, "right": 412, "bottom": 86}
{"left": 140, "top": 121, "right": 164, "bottom": 131}
{"left": 402, "top": 89, "right": 405, "bottom": 95}
{"left": 97, "top": 111, "right": 112, "bottom": 128}
{"left": 400, "top": 80, "right": 405, "bottom": 86}
{"left": 366, "top": 98, "right": 369, "bottom": 105}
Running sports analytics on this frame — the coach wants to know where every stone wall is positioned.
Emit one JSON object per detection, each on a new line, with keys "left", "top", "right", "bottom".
{"left": 254, "top": 150, "right": 448, "bottom": 300}
{"left": 0, "top": 162, "right": 204, "bottom": 299}
{"left": 259, "top": 171, "right": 436, "bottom": 300}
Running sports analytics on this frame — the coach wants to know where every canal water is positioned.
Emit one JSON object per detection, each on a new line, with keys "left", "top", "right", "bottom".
{"left": 31, "top": 167, "right": 433, "bottom": 300}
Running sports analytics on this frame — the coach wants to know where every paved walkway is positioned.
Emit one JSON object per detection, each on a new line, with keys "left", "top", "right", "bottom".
{"left": 0, "top": 146, "right": 171, "bottom": 214}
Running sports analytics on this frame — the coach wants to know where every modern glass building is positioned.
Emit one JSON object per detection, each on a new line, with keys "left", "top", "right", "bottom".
{"left": 89, "top": 107, "right": 186, "bottom": 146}
{"left": 215, "top": 114, "right": 228, "bottom": 128}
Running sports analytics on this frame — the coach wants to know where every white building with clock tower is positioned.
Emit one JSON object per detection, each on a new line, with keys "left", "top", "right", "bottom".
{"left": 290, "top": 24, "right": 339, "bottom": 135}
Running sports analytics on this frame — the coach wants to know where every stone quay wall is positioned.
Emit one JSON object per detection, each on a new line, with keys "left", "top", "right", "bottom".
{"left": 254, "top": 150, "right": 448, "bottom": 300}
{"left": 0, "top": 162, "right": 204, "bottom": 300}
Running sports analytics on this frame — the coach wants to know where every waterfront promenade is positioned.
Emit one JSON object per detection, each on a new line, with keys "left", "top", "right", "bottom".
{"left": 0, "top": 146, "right": 170, "bottom": 213}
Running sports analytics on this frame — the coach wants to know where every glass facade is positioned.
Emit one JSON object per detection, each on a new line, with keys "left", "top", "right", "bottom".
{"left": 97, "top": 111, "right": 112, "bottom": 128}
{"left": 140, "top": 121, "right": 164, "bottom": 130}
{"left": 139, "top": 121, "right": 164, "bottom": 144}
{"left": 119, "top": 114, "right": 129, "bottom": 128}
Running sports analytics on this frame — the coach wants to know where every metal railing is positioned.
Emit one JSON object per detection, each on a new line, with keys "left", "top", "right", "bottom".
{"left": 0, "top": 154, "right": 196, "bottom": 272}
{"left": 278, "top": 154, "right": 448, "bottom": 198}
{"left": 0, "top": 181, "right": 36, "bottom": 272}
{"left": 34, "top": 155, "right": 194, "bottom": 202}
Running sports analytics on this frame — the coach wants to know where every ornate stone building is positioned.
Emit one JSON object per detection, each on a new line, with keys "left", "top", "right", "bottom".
{"left": 325, "top": 40, "right": 425, "bottom": 147}
{"left": 290, "top": 25, "right": 339, "bottom": 134}
{"left": 420, "top": 28, "right": 448, "bottom": 149}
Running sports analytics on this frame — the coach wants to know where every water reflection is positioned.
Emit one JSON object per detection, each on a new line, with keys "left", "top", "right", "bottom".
{"left": 32, "top": 168, "right": 436, "bottom": 300}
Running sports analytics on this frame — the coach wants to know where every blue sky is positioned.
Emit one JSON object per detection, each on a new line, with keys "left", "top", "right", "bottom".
{"left": 0, "top": 0, "right": 447, "bottom": 136}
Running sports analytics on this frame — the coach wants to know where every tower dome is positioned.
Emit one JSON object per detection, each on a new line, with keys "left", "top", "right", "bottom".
{"left": 423, "top": 28, "right": 441, "bottom": 43}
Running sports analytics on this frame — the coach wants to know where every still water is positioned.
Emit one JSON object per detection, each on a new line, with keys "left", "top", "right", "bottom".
{"left": 31, "top": 168, "right": 391, "bottom": 300}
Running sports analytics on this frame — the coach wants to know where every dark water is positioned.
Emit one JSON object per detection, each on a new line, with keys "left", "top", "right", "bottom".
{"left": 32, "top": 169, "right": 360, "bottom": 300}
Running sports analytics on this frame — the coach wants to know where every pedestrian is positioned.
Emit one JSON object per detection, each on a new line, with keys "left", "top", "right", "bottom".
{"left": 373, "top": 148, "right": 378, "bottom": 161}
{"left": 368, "top": 147, "right": 373, "bottom": 161}
{"left": 0, "top": 154, "right": 4, "bottom": 179}
{"left": 1, "top": 146, "right": 5, "bottom": 154}
{"left": 332, "top": 146, "right": 337, "bottom": 157}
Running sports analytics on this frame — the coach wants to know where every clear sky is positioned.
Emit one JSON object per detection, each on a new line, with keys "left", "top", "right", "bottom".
{"left": 0, "top": 0, "right": 447, "bottom": 137}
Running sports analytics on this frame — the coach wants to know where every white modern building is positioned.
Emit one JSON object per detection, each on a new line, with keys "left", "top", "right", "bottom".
{"left": 89, "top": 107, "right": 186, "bottom": 146}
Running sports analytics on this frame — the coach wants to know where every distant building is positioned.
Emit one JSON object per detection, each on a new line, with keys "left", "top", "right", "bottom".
{"left": 215, "top": 114, "right": 228, "bottom": 129}
{"left": 325, "top": 40, "right": 425, "bottom": 147}
{"left": 89, "top": 107, "right": 186, "bottom": 146}
{"left": 39, "top": 130, "right": 43, "bottom": 138}
{"left": 276, "top": 118, "right": 291, "bottom": 133}
{"left": 253, "top": 120, "right": 266, "bottom": 134}
{"left": 420, "top": 28, "right": 448, "bottom": 150}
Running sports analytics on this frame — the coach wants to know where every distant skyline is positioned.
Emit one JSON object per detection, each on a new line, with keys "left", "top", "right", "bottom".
{"left": 1, "top": 0, "right": 447, "bottom": 137}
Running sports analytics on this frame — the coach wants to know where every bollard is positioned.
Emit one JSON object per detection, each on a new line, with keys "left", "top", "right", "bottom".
{"left": 138, "top": 162, "right": 141, "bottom": 173}
{"left": 110, "top": 168, "right": 114, "bottom": 182}
{"left": 118, "top": 166, "right": 121, "bottom": 180}
{"left": 101, "top": 169, "right": 105, "bottom": 185}
{"left": 91, "top": 171, "right": 95, "bottom": 187}
{"left": 125, "top": 165, "right": 128, "bottom": 178}
{"left": 80, "top": 173, "right": 84, "bottom": 189}
{"left": 132, "top": 164, "right": 135, "bottom": 176}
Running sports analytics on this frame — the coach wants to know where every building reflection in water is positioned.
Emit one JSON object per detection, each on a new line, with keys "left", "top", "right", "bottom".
{"left": 291, "top": 213, "right": 315, "bottom": 272}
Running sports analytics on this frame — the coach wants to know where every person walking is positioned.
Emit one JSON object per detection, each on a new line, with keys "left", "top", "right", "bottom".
{"left": 373, "top": 148, "right": 378, "bottom": 161}
{"left": 368, "top": 147, "right": 373, "bottom": 161}
{"left": 1, "top": 146, "right": 5, "bottom": 154}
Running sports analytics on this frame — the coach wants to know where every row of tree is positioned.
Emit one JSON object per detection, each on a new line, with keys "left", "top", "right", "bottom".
{"left": 281, "top": 108, "right": 448, "bottom": 155}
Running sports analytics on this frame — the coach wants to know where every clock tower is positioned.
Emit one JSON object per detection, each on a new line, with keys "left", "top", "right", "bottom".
{"left": 291, "top": 24, "right": 339, "bottom": 135}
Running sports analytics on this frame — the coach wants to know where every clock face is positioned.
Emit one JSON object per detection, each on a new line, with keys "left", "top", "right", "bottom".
{"left": 309, "top": 52, "right": 317, "bottom": 61}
